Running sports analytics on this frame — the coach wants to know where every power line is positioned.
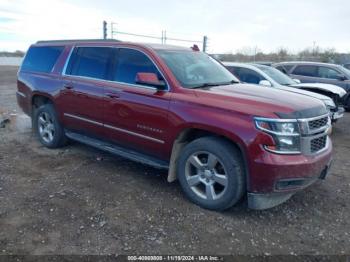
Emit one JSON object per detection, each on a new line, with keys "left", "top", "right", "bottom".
{"left": 113, "top": 31, "right": 162, "bottom": 40}
{"left": 105, "top": 20, "right": 208, "bottom": 52}
{"left": 166, "top": 37, "right": 202, "bottom": 44}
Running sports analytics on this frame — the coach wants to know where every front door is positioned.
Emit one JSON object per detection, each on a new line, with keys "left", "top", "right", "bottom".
{"left": 103, "top": 48, "right": 171, "bottom": 160}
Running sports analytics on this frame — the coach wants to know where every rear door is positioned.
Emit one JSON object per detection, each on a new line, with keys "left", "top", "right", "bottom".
{"left": 56, "top": 46, "right": 114, "bottom": 137}
{"left": 103, "top": 47, "right": 171, "bottom": 159}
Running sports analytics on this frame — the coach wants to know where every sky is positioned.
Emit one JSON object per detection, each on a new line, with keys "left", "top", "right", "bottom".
{"left": 0, "top": 0, "right": 349, "bottom": 54}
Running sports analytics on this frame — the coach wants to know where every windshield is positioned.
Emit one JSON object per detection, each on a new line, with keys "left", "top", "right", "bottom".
{"left": 256, "top": 65, "right": 296, "bottom": 86}
{"left": 336, "top": 65, "right": 350, "bottom": 78}
{"left": 157, "top": 50, "right": 239, "bottom": 88}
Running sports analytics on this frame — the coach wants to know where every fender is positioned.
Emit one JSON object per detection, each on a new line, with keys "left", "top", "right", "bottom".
{"left": 167, "top": 122, "right": 251, "bottom": 183}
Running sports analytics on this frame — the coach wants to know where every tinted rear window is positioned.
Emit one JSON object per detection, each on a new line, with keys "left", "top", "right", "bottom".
{"left": 66, "top": 47, "right": 114, "bottom": 80}
{"left": 21, "top": 46, "right": 64, "bottom": 73}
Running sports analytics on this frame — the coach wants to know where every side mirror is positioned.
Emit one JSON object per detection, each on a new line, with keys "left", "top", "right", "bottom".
{"left": 293, "top": 79, "right": 301, "bottom": 84}
{"left": 337, "top": 74, "right": 347, "bottom": 81}
{"left": 135, "top": 72, "right": 166, "bottom": 89}
{"left": 259, "top": 80, "right": 272, "bottom": 87}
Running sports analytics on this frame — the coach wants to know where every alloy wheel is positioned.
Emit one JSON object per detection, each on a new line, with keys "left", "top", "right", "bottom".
{"left": 185, "top": 151, "right": 228, "bottom": 200}
{"left": 38, "top": 112, "right": 55, "bottom": 143}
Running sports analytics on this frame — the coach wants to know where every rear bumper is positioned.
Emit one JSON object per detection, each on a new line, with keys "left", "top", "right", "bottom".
{"left": 16, "top": 91, "right": 31, "bottom": 116}
{"left": 248, "top": 159, "right": 332, "bottom": 209}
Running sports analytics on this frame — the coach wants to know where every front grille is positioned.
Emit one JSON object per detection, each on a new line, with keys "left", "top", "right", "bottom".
{"left": 310, "top": 136, "right": 327, "bottom": 153}
{"left": 308, "top": 117, "right": 328, "bottom": 131}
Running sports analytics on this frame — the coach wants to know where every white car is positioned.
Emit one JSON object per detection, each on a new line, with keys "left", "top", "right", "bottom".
{"left": 223, "top": 62, "right": 345, "bottom": 122}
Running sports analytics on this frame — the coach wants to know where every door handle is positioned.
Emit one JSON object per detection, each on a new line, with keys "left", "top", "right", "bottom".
{"left": 63, "top": 84, "right": 74, "bottom": 90}
{"left": 106, "top": 92, "right": 120, "bottom": 99}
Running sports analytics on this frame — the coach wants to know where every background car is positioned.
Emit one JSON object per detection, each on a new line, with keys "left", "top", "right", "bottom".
{"left": 223, "top": 62, "right": 345, "bottom": 122}
{"left": 273, "top": 61, "right": 350, "bottom": 111}
{"left": 343, "top": 63, "right": 350, "bottom": 70}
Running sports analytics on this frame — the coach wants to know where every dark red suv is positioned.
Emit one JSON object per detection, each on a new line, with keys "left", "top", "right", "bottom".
{"left": 17, "top": 40, "right": 333, "bottom": 210}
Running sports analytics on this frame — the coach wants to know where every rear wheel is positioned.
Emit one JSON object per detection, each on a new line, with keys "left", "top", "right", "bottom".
{"left": 33, "top": 103, "right": 67, "bottom": 148}
{"left": 177, "top": 137, "right": 245, "bottom": 211}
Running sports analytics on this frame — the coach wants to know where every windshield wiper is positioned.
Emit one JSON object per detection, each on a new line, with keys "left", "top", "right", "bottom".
{"left": 222, "top": 80, "right": 240, "bottom": 85}
{"left": 190, "top": 80, "right": 239, "bottom": 89}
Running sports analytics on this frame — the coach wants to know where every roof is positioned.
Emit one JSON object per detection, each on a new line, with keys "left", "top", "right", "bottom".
{"left": 34, "top": 39, "right": 191, "bottom": 51}
{"left": 36, "top": 39, "right": 121, "bottom": 44}
{"left": 141, "top": 43, "right": 191, "bottom": 51}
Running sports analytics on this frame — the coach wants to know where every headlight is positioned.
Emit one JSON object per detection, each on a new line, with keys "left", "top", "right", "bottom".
{"left": 255, "top": 117, "right": 301, "bottom": 154}
{"left": 323, "top": 99, "right": 335, "bottom": 110}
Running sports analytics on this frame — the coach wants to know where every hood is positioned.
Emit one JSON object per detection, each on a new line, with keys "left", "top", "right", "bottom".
{"left": 276, "top": 85, "right": 331, "bottom": 102}
{"left": 291, "top": 83, "right": 347, "bottom": 97}
{"left": 194, "top": 83, "right": 328, "bottom": 119}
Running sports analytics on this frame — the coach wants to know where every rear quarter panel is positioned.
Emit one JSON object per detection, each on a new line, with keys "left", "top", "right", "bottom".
{"left": 17, "top": 71, "right": 62, "bottom": 117}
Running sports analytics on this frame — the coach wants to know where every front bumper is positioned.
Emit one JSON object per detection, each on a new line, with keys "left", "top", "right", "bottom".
{"left": 247, "top": 137, "right": 333, "bottom": 209}
{"left": 248, "top": 159, "right": 332, "bottom": 210}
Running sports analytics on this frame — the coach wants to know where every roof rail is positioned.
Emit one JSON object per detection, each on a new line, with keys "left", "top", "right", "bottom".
{"left": 36, "top": 39, "right": 121, "bottom": 44}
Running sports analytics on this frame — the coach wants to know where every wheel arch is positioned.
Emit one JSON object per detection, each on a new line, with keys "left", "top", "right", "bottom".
{"left": 167, "top": 126, "right": 249, "bottom": 186}
{"left": 31, "top": 92, "right": 55, "bottom": 116}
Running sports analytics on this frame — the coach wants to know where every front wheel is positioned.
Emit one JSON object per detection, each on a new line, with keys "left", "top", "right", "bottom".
{"left": 345, "top": 98, "right": 350, "bottom": 112}
{"left": 177, "top": 137, "right": 245, "bottom": 211}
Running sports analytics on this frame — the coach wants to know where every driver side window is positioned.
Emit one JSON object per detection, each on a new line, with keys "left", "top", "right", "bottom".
{"left": 317, "top": 66, "right": 341, "bottom": 80}
{"left": 114, "top": 48, "right": 162, "bottom": 86}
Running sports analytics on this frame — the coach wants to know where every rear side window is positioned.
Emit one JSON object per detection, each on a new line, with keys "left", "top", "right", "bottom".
{"left": 21, "top": 46, "right": 64, "bottom": 73}
{"left": 114, "top": 48, "right": 160, "bottom": 84}
{"left": 66, "top": 47, "right": 114, "bottom": 80}
{"left": 292, "top": 65, "right": 318, "bottom": 77}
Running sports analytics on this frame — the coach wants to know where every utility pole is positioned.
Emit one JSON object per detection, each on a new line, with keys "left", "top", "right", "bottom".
{"left": 254, "top": 46, "right": 257, "bottom": 62}
{"left": 103, "top": 20, "right": 107, "bottom": 39}
{"left": 163, "top": 30, "right": 167, "bottom": 44}
{"left": 202, "top": 36, "right": 208, "bottom": 52}
{"left": 111, "top": 22, "right": 113, "bottom": 39}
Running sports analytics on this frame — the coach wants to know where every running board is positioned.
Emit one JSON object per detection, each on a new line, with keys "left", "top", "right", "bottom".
{"left": 65, "top": 131, "right": 169, "bottom": 169}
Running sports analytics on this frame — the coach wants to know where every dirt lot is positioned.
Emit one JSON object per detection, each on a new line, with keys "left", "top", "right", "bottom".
{"left": 0, "top": 65, "right": 349, "bottom": 256}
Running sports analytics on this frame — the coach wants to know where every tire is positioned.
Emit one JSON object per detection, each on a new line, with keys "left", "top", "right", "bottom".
{"left": 177, "top": 136, "right": 245, "bottom": 211}
{"left": 33, "top": 103, "right": 67, "bottom": 148}
{"left": 345, "top": 98, "right": 350, "bottom": 112}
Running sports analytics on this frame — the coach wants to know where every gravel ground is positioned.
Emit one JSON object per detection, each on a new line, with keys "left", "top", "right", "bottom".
{"left": 0, "top": 66, "right": 349, "bottom": 256}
